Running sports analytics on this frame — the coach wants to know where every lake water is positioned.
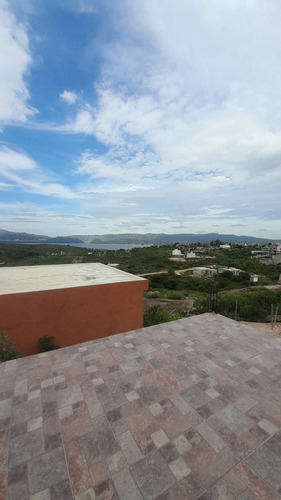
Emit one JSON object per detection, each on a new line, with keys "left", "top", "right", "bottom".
{"left": 45, "top": 242, "right": 149, "bottom": 250}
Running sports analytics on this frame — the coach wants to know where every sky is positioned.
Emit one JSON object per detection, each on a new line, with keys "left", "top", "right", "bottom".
{"left": 0, "top": 0, "right": 281, "bottom": 238}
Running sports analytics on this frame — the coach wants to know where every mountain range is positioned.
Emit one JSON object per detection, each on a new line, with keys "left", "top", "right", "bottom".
{"left": 0, "top": 229, "right": 278, "bottom": 245}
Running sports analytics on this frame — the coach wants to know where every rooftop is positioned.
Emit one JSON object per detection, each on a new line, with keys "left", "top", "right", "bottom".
{"left": 1, "top": 313, "right": 281, "bottom": 499}
{"left": 0, "top": 263, "right": 146, "bottom": 295}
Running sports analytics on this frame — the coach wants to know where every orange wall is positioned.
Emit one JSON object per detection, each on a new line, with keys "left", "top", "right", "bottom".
{"left": 0, "top": 280, "right": 148, "bottom": 357}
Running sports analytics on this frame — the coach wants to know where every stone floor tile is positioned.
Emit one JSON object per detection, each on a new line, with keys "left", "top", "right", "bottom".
{"left": 180, "top": 385, "right": 211, "bottom": 409}
{"left": 7, "top": 463, "right": 29, "bottom": 500}
{"left": 117, "top": 430, "right": 143, "bottom": 464}
{"left": 65, "top": 438, "right": 92, "bottom": 496}
{"left": 159, "top": 441, "right": 180, "bottom": 463}
{"left": 154, "top": 399, "right": 202, "bottom": 439}
{"left": 234, "top": 460, "right": 280, "bottom": 500}
{"left": 169, "top": 392, "right": 193, "bottom": 414}
{"left": 80, "top": 415, "right": 119, "bottom": 465}
{"left": 106, "top": 450, "right": 127, "bottom": 473}
{"left": 154, "top": 472, "right": 205, "bottom": 500}
{"left": 74, "top": 488, "right": 96, "bottom": 500}
{"left": 89, "top": 461, "right": 109, "bottom": 489}
{"left": 28, "top": 447, "right": 68, "bottom": 495}
{"left": 94, "top": 478, "right": 118, "bottom": 500}
{"left": 131, "top": 450, "right": 176, "bottom": 499}
{"left": 173, "top": 434, "right": 192, "bottom": 454}
{"left": 183, "top": 439, "right": 229, "bottom": 489}
{"left": 150, "top": 429, "right": 170, "bottom": 449}
{"left": 60, "top": 401, "right": 94, "bottom": 443}
{"left": 233, "top": 395, "right": 258, "bottom": 413}
{"left": 207, "top": 470, "right": 248, "bottom": 500}
{"left": 30, "top": 489, "right": 51, "bottom": 500}
{"left": 217, "top": 405, "right": 255, "bottom": 436}
{"left": 148, "top": 402, "right": 163, "bottom": 416}
{"left": 196, "top": 421, "right": 227, "bottom": 453}
{"left": 258, "top": 418, "right": 278, "bottom": 435}
{"left": 56, "top": 385, "right": 83, "bottom": 408}
{"left": 246, "top": 435, "right": 281, "bottom": 492}
{"left": 169, "top": 456, "right": 191, "bottom": 481}
{"left": 112, "top": 467, "right": 142, "bottom": 500}
{"left": 49, "top": 479, "right": 73, "bottom": 500}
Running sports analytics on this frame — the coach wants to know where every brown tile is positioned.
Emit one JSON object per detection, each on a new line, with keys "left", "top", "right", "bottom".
{"left": 64, "top": 438, "right": 92, "bottom": 495}
{"left": 235, "top": 460, "right": 280, "bottom": 500}
{"left": 183, "top": 439, "right": 229, "bottom": 489}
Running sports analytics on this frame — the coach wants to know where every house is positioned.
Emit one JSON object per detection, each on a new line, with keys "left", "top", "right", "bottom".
{"left": 186, "top": 251, "right": 196, "bottom": 259}
{"left": 0, "top": 263, "right": 148, "bottom": 357}
{"left": 250, "top": 273, "right": 259, "bottom": 284}
{"left": 218, "top": 266, "right": 241, "bottom": 276}
{"left": 193, "top": 267, "right": 217, "bottom": 278}
{"left": 219, "top": 244, "right": 231, "bottom": 249}
{"left": 171, "top": 249, "right": 183, "bottom": 257}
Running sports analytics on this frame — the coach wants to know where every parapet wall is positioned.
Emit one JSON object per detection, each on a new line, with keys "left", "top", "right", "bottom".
{"left": 0, "top": 279, "right": 148, "bottom": 357}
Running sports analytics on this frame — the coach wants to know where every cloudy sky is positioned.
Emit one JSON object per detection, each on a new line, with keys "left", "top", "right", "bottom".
{"left": 0, "top": 0, "right": 281, "bottom": 238}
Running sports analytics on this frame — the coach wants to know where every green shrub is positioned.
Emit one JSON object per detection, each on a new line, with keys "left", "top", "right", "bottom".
{"left": 143, "top": 306, "right": 182, "bottom": 327}
{"left": 38, "top": 335, "right": 59, "bottom": 352}
{"left": 0, "top": 332, "right": 18, "bottom": 362}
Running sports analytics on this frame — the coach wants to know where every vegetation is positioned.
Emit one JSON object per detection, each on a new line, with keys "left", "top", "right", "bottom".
{"left": 38, "top": 335, "right": 59, "bottom": 352}
{"left": 143, "top": 306, "right": 184, "bottom": 327}
{"left": 0, "top": 332, "right": 18, "bottom": 362}
{"left": 1, "top": 241, "right": 280, "bottom": 325}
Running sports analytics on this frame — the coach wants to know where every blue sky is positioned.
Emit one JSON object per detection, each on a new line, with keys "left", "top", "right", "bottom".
{"left": 0, "top": 0, "right": 281, "bottom": 238}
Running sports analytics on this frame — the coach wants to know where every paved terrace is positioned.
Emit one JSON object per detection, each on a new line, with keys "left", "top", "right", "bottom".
{"left": 1, "top": 313, "right": 281, "bottom": 500}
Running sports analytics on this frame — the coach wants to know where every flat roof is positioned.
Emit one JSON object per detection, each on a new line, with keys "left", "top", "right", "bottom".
{"left": 0, "top": 263, "right": 146, "bottom": 295}
{"left": 1, "top": 313, "right": 281, "bottom": 498}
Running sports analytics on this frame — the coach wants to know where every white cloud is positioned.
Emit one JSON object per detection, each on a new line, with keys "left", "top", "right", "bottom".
{"left": 60, "top": 90, "right": 78, "bottom": 105}
{"left": 0, "top": 0, "right": 36, "bottom": 127}
{"left": 0, "top": 146, "right": 78, "bottom": 198}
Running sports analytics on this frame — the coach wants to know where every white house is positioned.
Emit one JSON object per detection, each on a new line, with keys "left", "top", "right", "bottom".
{"left": 172, "top": 249, "right": 183, "bottom": 257}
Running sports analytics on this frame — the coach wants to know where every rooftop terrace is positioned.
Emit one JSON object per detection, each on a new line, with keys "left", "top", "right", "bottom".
{"left": 1, "top": 313, "right": 281, "bottom": 499}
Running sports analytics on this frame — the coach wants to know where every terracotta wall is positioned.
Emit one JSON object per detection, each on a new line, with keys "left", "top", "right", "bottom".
{"left": 0, "top": 280, "right": 148, "bottom": 357}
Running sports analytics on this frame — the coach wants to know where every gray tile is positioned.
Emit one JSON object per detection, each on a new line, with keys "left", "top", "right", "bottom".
{"left": 28, "top": 447, "right": 68, "bottom": 494}
{"left": 131, "top": 450, "right": 176, "bottom": 498}
{"left": 112, "top": 467, "right": 142, "bottom": 500}
{"left": 246, "top": 436, "right": 281, "bottom": 491}
{"left": 180, "top": 386, "right": 210, "bottom": 409}
{"left": 217, "top": 405, "right": 255, "bottom": 436}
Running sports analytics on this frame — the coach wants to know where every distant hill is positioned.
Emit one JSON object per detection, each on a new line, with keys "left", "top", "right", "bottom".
{"left": 84, "top": 233, "right": 277, "bottom": 245}
{"left": 0, "top": 229, "right": 83, "bottom": 244}
{"left": 0, "top": 229, "right": 278, "bottom": 245}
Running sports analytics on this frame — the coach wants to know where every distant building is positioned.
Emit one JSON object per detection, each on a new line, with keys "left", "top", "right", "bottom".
{"left": 218, "top": 266, "right": 241, "bottom": 276}
{"left": 186, "top": 251, "right": 196, "bottom": 259}
{"left": 219, "top": 244, "right": 231, "bottom": 249}
{"left": 250, "top": 273, "right": 259, "bottom": 284}
{"left": 172, "top": 249, "right": 183, "bottom": 257}
{"left": 193, "top": 267, "right": 217, "bottom": 278}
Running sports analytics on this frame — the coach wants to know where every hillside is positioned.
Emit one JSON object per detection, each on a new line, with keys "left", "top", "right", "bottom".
{"left": 0, "top": 229, "right": 278, "bottom": 245}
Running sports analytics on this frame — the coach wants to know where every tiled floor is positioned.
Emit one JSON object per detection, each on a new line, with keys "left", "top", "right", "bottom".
{"left": 1, "top": 313, "right": 281, "bottom": 499}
